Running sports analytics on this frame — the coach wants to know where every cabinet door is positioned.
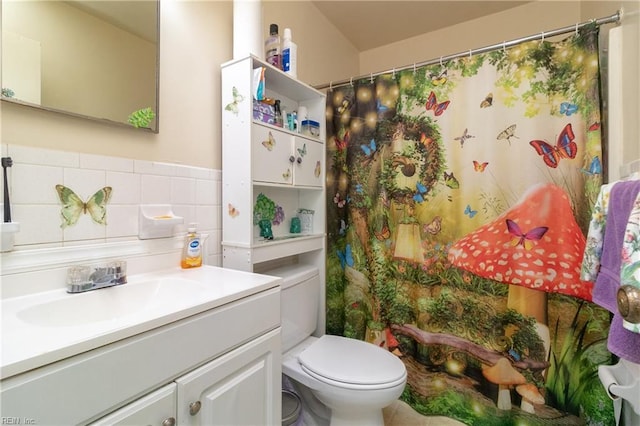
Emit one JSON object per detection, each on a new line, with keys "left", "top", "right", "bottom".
{"left": 293, "top": 137, "right": 323, "bottom": 187}
{"left": 175, "top": 329, "right": 281, "bottom": 426}
{"left": 252, "top": 125, "right": 293, "bottom": 185}
{"left": 89, "top": 383, "right": 177, "bottom": 426}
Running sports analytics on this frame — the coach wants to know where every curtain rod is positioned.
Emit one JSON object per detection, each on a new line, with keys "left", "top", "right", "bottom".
{"left": 314, "top": 11, "right": 621, "bottom": 91}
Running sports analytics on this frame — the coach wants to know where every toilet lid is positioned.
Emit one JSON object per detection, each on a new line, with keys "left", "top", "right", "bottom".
{"left": 298, "top": 335, "right": 406, "bottom": 386}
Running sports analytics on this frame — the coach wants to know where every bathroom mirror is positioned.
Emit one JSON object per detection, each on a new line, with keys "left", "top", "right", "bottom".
{"left": 1, "top": 0, "right": 159, "bottom": 132}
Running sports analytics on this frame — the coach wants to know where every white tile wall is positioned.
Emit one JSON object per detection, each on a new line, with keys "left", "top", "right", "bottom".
{"left": 1, "top": 144, "right": 222, "bottom": 266}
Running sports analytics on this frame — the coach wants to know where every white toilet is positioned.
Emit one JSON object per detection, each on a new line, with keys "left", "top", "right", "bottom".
{"left": 272, "top": 264, "right": 407, "bottom": 426}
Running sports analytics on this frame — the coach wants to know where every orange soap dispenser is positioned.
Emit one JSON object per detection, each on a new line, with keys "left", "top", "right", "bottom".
{"left": 181, "top": 223, "right": 202, "bottom": 268}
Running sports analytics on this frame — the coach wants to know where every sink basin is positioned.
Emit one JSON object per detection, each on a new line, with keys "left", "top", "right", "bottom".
{"left": 16, "top": 278, "right": 206, "bottom": 327}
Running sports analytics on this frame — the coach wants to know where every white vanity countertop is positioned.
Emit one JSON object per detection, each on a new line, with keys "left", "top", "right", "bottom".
{"left": 1, "top": 265, "right": 281, "bottom": 380}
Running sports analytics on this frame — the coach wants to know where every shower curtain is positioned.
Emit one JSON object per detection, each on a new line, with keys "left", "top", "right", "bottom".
{"left": 326, "top": 25, "right": 615, "bottom": 425}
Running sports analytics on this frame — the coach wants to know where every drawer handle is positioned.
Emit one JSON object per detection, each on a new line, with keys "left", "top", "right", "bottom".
{"left": 162, "top": 417, "right": 176, "bottom": 426}
{"left": 189, "top": 400, "right": 202, "bottom": 416}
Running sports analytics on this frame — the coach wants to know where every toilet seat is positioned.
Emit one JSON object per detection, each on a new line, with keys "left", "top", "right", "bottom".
{"left": 298, "top": 335, "right": 406, "bottom": 390}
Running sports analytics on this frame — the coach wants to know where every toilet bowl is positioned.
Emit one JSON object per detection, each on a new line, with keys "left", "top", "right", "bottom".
{"left": 283, "top": 335, "right": 407, "bottom": 426}
{"left": 271, "top": 263, "right": 407, "bottom": 426}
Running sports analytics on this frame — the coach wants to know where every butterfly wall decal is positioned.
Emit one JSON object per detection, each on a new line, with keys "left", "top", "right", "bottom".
{"left": 581, "top": 156, "right": 602, "bottom": 176}
{"left": 497, "top": 124, "right": 519, "bottom": 145}
{"left": 262, "top": 132, "right": 275, "bottom": 151}
{"left": 443, "top": 171, "right": 459, "bottom": 189}
{"left": 559, "top": 102, "right": 578, "bottom": 116}
{"left": 283, "top": 169, "right": 291, "bottom": 180}
{"left": 314, "top": 161, "right": 321, "bottom": 178}
{"left": 506, "top": 218, "right": 548, "bottom": 250}
{"left": 297, "top": 143, "right": 307, "bottom": 157}
{"left": 473, "top": 160, "right": 489, "bottom": 172}
{"left": 480, "top": 93, "right": 493, "bottom": 108}
{"left": 423, "top": 216, "right": 442, "bottom": 235}
{"left": 55, "top": 185, "right": 112, "bottom": 228}
{"left": 337, "top": 244, "right": 354, "bottom": 269}
{"left": 529, "top": 123, "right": 577, "bottom": 168}
{"left": 454, "top": 128, "right": 475, "bottom": 148}
{"left": 425, "top": 91, "right": 450, "bottom": 116}
{"left": 413, "top": 182, "right": 429, "bottom": 203}
{"left": 224, "top": 86, "right": 244, "bottom": 115}
{"left": 464, "top": 204, "right": 477, "bottom": 218}
{"left": 228, "top": 203, "right": 240, "bottom": 218}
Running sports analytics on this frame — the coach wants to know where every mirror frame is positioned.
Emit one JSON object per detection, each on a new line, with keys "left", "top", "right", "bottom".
{"left": 1, "top": 1, "right": 160, "bottom": 133}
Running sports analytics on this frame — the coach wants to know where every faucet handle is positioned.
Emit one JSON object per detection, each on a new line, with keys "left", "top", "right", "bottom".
{"left": 108, "top": 260, "right": 128, "bottom": 284}
{"left": 67, "top": 265, "right": 93, "bottom": 293}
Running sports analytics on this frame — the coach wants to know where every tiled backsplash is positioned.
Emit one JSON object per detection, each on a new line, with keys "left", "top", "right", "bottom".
{"left": 0, "top": 144, "right": 222, "bottom": 266}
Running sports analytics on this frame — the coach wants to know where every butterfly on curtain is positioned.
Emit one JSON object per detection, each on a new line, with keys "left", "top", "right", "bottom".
{"left": 262, "top": 132, "right": 275, "bottom": 151}
{"left": 337, "top": 244, "right": 354, "bottom": 269}
{"left": 497, "top": 124, "right": 519, "bottom": 145}
{"left": 376, "top": 99, "right": 390, "bottom": 113}
{"left": 480, "top": 93, "right": 493, "bottom": 108}
{"left": 423, "top": 216, "right": 442, "bottom": 235}
{"left": 425, "top": 91, "right": 450, "bottom": 116}
{"left": 228, "top": 203, "right": 240, "bottom": 218}
{"left": 334, "top": 192, "right": 347, "bottom": 208}
{"left": 55, "top": 185, "right": 112, "bottom": 228}
{"left": 444, "top": 171, "right": 459, "bottom": 189}
{"left": 314, "top": 161, "right": 321, "bottom": 178}
{"left": 355, "top": 183, "right": 364, "bottom": 194}
{"left": 559, "top": 102, "right": 578, "bottom": 116}
{"left": 529, "top": 123, "right": 577, "bottom": 168}
{"left": 337, "top": 97, "right": 352, "bottom": 115}
{"left": 429, "top": 69, "right": 448, "bottom": 86}
{"left": 464, "top": 204, "right": 478, "bottom": 218}
{"left": 335, "top": 130, "right": 350, "bottom": 151}
{"left": 506, "top": 219, "right": 548, "bottom": 250}
{"left": 339, "top": 219, "right": 348, "bottom": 236}
{"left": 473, "top": 160, "right": 489, "bottom": 172}
{"left": 454, "top": 128, "right": 475, "bottom": 148}
{"left": 413, "top": 182, "right": 429, "bottom": 203}
{"left": 375, "top": 223, "right": 391, "bottom": 240}
{"left": 224, "top": 86, "right": 244, "bottom": 115}
{"left": 581, "top": 156, "right": 602, "bottom": 176}
{"left": 588, "top": 122, "right": 601, "bottom": 131}
{"left": 420, "top": 132, "right": 434, "bottom": 148}
{"left": 361, "top": 139, "right": 377, "bottom": 159}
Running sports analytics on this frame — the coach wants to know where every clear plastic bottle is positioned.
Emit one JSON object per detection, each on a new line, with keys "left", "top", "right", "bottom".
{"left": 282, "top": 28, "right": 297, "bottom": 78}
{"left": 181, "top": 224, "right": 202, "bottom": 268}
{"left": 274, "top": 100, "right": 283, "bottom": 127}
{"left": 265, "top": 23, "right": 281, "bottom": 69}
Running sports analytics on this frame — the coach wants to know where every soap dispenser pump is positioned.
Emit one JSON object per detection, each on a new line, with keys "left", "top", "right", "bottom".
{"left": 181, "top": 223, "right": 202, "bottom": 268}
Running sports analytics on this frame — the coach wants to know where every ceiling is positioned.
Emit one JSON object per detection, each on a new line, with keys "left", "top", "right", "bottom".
{"left": 311, "top": 1, "right": 531, "bottom": 51}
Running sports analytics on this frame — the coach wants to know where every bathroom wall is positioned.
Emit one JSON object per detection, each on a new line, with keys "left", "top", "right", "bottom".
{"left": 1, "top": 143, "right": 222, "bottom": 266}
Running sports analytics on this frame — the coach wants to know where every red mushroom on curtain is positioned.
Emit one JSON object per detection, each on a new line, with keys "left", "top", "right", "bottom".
{"left": 448, "top": 183, "right": 593, "bottom": 358}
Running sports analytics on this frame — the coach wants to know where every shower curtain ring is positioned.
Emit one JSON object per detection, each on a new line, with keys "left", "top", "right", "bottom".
{"left": 371, "top": 73, "right": 374, "bottom": 83}
{"left": 439, "top": 56, "right": 443, "bottom": 67}
{"left": 329, "top": 81, "right": 333, "bottom": 91}
{"left": 350, "top": 77, "right": 353, "bottom": 86}
{"left": 392, "top": 68, "right": 396, "bottom": 78}
{"left": 469, "top": 49, "right": 472, "bottom": 58}
{"left": 413, "top": 63, "right": 416, "bottom": 75}
{"left": 503, "top": 41, "right": 506, "bottom": 53}
{"left": 540, "top": 31, "right": 545, "bottom": 44}
{"left": 575, "top": 22, "right": 579, "bottom": 35}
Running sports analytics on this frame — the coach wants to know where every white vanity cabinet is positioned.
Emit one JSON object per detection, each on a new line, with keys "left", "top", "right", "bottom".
{"left": 1, "top": 284, "right": 282, "bottom": 426}
{"left": 221, "top": 55, "right": 326, "bottom": 286}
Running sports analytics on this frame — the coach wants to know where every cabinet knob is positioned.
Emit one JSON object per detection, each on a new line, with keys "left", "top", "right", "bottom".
{"left": 189, "top": 400, "right": 202, "bottom": 416}
{"left": 289, "top": 155, "right": 295, "bottom": 164}
{"left": 297, "top": 157, "right": 303, "bottom": 164}
{"left": 161, "top": 417, "right": 176, "bottom": 426}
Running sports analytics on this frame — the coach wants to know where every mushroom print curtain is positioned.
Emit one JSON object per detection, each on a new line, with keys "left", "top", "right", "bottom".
{"left": 325, "top": 25, "right": 615, "bottom": 425}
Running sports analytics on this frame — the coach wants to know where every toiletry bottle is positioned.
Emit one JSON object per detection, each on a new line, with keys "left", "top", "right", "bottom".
{"left": 282, "top": 28, "right": 297, "bottom": 78}
{"left": 265, "top": 23, "right": 281, "bottom": 69}
{"left": 274, "top": 100, "right": 283, "bottom": 127}
{"left": 181, "top": 224, "right": 202, "bottom": 268}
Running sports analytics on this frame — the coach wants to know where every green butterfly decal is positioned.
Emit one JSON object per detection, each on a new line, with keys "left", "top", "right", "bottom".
{"left": 297, "top": 143, "right": 307, "bottom": 157}
{"left": 55, "top": 185, "right": 112, "bottom": 228}
{"left": 224, "top": 86, "right": 244, "bottom": 115}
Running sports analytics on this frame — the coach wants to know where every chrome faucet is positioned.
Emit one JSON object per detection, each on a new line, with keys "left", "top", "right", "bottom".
{"left": 66, "top": 261, "right": 127, "bottom": 293}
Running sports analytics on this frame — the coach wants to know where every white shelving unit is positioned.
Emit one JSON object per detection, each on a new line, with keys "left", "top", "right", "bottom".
{"left": 221, "top": 56, "right": 326, "bottom": 285}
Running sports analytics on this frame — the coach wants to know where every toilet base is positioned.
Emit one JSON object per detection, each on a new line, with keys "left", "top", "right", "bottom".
{"left": 328, "top": 408, "right": 384, "bottom": 426}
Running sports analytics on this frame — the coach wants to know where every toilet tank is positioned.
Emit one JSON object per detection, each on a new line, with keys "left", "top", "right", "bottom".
{"left": 266, "top": 264, "right": 320, "bottom": 353}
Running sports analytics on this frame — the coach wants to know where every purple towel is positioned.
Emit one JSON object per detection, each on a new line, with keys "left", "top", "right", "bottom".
{"left": 592, "top": 180, "right": 640, "bottom": 363}
{"left": 593, "top": 181, "right": 640, "bottom": 311}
